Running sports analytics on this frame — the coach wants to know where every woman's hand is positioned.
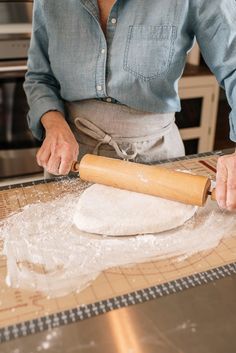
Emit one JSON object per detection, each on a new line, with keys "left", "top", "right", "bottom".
{"left": 37, "top": 111, "right": 79, "bottom": 175}
{"left": 216, "top": 150, "right": 236, "bottom": 211}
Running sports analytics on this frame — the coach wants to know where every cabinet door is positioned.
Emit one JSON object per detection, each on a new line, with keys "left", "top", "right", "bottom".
{"left": 178, "top": 85, "right": 218, "bottom": 154}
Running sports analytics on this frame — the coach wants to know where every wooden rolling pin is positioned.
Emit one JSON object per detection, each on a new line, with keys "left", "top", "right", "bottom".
{"left": 71, "top": 154, "right": 216, "bottom": 206}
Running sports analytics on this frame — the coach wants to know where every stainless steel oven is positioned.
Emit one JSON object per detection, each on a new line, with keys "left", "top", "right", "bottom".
{"left": 0, "top": 1, "right": 32, "bottom": 60}
{"left": 0, "top": 1, "right": 43, "bottom": 178}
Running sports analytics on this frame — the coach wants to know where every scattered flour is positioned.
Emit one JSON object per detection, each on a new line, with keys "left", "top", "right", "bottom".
{"left": 0, "top": 189, "right": 235, "bottom": 298}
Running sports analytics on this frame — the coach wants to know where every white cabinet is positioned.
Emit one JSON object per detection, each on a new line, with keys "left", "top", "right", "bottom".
{"left": 178, "top": 68, "right": 220, "bottom": 154}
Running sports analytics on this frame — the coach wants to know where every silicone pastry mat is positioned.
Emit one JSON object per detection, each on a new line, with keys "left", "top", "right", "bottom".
{"left": 0, "top": 152, "right": 236, "bottom": 335}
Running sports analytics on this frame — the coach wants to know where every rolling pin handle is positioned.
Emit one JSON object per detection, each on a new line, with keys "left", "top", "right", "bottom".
{"left": 207, "top": 188, "right": 216, "bottom": 201}
{"left": 211, "top": 188, "right": 216, "bottom": 201}
{"left": 71, "top": 161, "right": 80, "bottom": 173}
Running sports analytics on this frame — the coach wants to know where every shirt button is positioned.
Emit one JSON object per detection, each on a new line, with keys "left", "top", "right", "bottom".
{"left": 111, "top": 18, "right": 117, "bottom": 24}
{"left": 106, "top": 97, "right": 112, "bottom": 103}
{"left": 101, "top": 48, "right": 105, "bottom": 54}
{"left": 97, "top": 85, "right": 102, "bottom": 91}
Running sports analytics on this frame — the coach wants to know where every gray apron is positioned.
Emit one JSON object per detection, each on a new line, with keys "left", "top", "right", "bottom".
{"left": 67, "top": 99, "right": 184, "bottom": 162}
{"left": 44, "top": 99, "right": 185, "bottom": 178}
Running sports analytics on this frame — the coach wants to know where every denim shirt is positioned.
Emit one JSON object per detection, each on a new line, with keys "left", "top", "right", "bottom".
{"left": 24, "top": 0, "right": 236, "bottom": 142}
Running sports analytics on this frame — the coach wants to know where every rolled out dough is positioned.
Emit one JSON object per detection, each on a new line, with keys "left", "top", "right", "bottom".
{"left": 73, "top": 184, "right": 198, "bottom": 236}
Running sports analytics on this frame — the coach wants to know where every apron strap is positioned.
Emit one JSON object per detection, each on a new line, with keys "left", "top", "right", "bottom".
{"left": 74, "top": 116, "right": 138, "bottom": 160}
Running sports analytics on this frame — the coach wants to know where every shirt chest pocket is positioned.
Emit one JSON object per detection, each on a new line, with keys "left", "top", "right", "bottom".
{"left": 123, "top": 25, "right": 177, "bottom": 81}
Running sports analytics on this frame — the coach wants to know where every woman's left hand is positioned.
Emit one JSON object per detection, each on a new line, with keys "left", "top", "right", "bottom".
{"left": 216, "top": 150, "right": 236, "bottom": 211}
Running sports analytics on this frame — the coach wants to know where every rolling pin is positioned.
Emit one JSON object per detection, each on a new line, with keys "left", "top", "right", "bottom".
{"left": 71, "top": 154, "right": 216, "bottom": 206}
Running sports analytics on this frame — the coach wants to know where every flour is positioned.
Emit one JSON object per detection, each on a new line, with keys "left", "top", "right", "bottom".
{"left": 74, "top": 184, "right": 197, "bottom": 236}
{"left": 0, "top": 189, "right": 235, "bottom": 298}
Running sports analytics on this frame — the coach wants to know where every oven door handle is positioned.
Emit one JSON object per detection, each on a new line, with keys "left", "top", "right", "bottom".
{"left": 0, "top": 65, "right": 27, "bottom": 73}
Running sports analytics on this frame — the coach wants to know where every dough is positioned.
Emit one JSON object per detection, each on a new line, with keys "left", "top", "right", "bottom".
{"left": 73, "top": 184, "right": 197, "bottom": 236}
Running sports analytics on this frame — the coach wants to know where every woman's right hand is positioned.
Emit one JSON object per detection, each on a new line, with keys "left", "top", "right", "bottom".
{"left": 37, "top": 111, "right": 79, "bottom": 175}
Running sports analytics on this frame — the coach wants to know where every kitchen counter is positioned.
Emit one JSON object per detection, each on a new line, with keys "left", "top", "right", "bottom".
{"left": 1, "top": 275, "right": 236, "bottom": 353}
{"left": 1, "top": 153, "right": 236, "bottom": 353}
{"left": 0, "top": 173, "right": 43, "bottom": 187}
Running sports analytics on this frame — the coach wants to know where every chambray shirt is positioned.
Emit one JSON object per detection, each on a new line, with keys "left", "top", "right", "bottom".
{"left": 24, "top": 0, "right": 236, "bottom": 142}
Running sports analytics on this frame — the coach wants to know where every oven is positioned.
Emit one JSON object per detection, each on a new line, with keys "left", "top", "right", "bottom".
{"left": 0, "top": 0, "right": 43, "bottom": 178}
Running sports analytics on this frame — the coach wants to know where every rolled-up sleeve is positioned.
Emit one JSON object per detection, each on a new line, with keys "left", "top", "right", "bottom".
{"left": 190, "top": 0, "right": 236, "bottom": 142}
{"left": 24, "top": 0, "right": 65, "bottom": 140}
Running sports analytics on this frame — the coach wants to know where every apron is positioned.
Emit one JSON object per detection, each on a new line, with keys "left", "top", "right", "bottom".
{"left": 67, "top": 99, "right": 184, "bottom": 162}
{"left": 44, "top": 99, "right": 185, "bottom": 178}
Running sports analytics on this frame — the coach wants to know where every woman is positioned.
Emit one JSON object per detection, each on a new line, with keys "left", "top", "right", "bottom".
{"left": 24, "top": 0, "right": 236, "bottom": 210}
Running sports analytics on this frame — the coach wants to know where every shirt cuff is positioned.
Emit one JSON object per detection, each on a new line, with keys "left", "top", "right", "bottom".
{"left": 27, "top": 98, "right": 65, "bottom": 140}
{"left": 229, "top": 113, "right": 236, "bottom": 143}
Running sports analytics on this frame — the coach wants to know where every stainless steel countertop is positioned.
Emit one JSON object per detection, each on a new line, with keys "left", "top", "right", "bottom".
{"left": 0, "top": 174, "right": 43, "bottom": 187}
{"left": 1, "top": 276, "right": 236, "bottom": 353}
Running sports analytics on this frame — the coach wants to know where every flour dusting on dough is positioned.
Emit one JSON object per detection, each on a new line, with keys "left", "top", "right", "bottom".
{"left": 74, "top": 184, "right": 197, "bottom": 236}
